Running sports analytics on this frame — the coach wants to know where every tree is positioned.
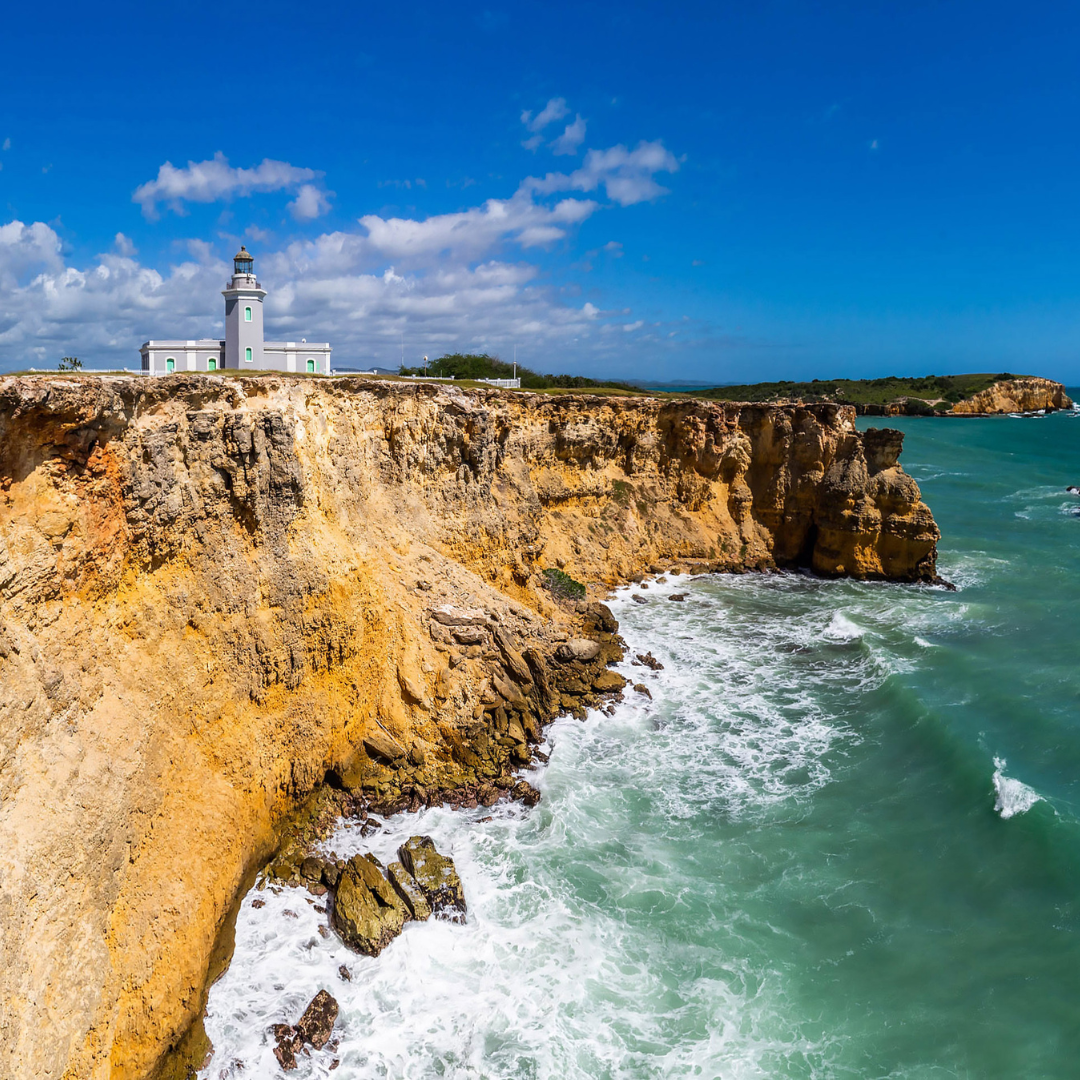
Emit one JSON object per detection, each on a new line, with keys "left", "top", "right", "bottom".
{"left": 58, "top": 357, "right": 82, "bottom": 371}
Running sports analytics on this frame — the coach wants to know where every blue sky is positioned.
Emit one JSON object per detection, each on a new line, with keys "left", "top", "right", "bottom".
{"left": 2, "top": 0, "right": 1079, "bottom": 382}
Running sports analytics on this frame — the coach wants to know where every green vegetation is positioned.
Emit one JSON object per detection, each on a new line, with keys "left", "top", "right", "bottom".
{"left": 541, "top": 567, "right": 587, "bottom": 601}
{"left": 400, "top": 352, "right": 637, "bottom": 392}
{"left": 693, "top": 373, "right": 1019, "bottom": 406}
{"left": 58, "top": 356, "right": 82, "bottom": 371}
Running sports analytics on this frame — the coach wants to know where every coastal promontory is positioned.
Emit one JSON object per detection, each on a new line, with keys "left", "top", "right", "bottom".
{"left": 0, "top": 375, "right": 939, "bottom": 1079}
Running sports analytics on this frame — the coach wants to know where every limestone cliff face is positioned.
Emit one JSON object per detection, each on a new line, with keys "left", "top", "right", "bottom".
{"left": 0, "top": 375, "right": 939, "bottom": 1080}
{"left": 949, "top": 376, "right": 1072, "bottom": 415}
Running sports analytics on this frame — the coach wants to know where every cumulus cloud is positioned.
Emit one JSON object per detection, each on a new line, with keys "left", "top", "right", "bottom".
{"left": 288, "top": 183, "right": 333, "bottom": 221}
{"left": 133, "top": 152, "right": 326, "bottom": 219}
{"left": 550, "top": 115, "right": 586, "bottom": 156}
{"left": 1, "top": 129, "right": 682, "bottom": 371}
{"left": 523, "top": 140, "right": 679, "bottom": 206}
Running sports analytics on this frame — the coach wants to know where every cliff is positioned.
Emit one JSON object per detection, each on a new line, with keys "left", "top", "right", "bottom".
{"left": 857, "top": 376, "right": 1072, "bottom": 416}
{"left": 0, "top": 375, "right": 940, "bottom": 1080}
{"left": 947, "top": 376, "right": 1072, "bottom": 415}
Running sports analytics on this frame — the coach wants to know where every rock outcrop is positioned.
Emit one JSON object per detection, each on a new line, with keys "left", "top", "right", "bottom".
{"left": 948, "top": 377, "right": 1072, "bottom": 415}
{"left": 0, "top": 374, "right": 940, "bottom": 1080}
{"left": 857, "top": 377, "right": 1072, "bottom": 416}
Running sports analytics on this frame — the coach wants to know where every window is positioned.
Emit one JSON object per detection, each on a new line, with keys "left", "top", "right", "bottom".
{"left": 245, "top": 306, "right": 252, "bottom": 322}
{"left": 166, "top": 357, "right": 175, "bottom": 373}
{"left": 306, "top": 358, "right": 315, "bottom": 373}
{"left": 245, "top": 347, "right": 253, "bottom": 364}
{"left": 208, "top": 358, "right": 217, "bottom": 371}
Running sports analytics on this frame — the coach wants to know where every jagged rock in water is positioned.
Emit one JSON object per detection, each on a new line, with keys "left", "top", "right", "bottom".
{"left": 635, "top": 652, "right": 664, "bottom": 670}
{"left": 331, "top": 854, "right": 408, "bottom": 955}
{"left": 387, "top": 861, "right": 432, "bottom": 921}
{"left": 398, "top": 836, "right": 467, "bottom": 921}
{"left": 272, "top": 989, "right": 338, "bottom": 1070}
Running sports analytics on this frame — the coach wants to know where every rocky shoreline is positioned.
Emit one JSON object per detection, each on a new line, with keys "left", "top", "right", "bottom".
{"left": 0, "top": 375, "right": 941, "bottom": 1080}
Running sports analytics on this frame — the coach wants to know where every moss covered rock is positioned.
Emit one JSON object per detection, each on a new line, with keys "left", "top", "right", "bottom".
{"left": 331, "top": 853, "right": 408, "bottom": 956}
{"left": 398, "top": 836, "right": 467, "bottom": 921}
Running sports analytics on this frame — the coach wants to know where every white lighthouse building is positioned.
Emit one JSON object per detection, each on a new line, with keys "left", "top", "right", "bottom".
{"left": 140, "top": 246, "right": 332, "bottom": 376}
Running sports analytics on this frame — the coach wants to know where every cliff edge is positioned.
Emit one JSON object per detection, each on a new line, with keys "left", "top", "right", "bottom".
{"left": 0, "top": 375, "right": 939, "bottom": 1079}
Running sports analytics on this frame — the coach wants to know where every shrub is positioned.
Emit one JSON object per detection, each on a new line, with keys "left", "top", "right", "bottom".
{"left": 542, "top": 567, "right": 586, "bottom": 601}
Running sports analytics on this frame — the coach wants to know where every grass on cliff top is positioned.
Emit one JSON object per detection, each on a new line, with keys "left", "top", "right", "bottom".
{"left": 692, "top": 373, "right": 1021, "bottom": 406}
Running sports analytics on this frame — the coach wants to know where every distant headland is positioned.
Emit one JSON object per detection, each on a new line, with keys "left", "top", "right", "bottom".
{"left": 689, "top": 373, "right": 1073, "bottom": 416}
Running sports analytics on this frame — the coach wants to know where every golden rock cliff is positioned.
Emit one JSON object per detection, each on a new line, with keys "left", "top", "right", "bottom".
{"left": 0, "top": 375, "right": 939, "bottom": 1080}
{"left": 950, "top": 376, "right": 1072, "bottom": 414}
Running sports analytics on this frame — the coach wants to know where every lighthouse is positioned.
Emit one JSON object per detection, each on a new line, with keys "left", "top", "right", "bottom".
{"left": 139, "top": 244, "right": 332, "bottom": 376}
{"left": 222, "top": 246, "right": 266, "bottom": 369}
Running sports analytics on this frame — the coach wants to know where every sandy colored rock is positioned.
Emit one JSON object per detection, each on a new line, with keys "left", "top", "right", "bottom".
{"left": 950, "top": 377, "right": 1072, "bottom": 415}
{"left": 556, "top": 638, "right": 603, "bottom": 662}
{"left": 0, "top": 374, "right": 939, "bottom": 1080}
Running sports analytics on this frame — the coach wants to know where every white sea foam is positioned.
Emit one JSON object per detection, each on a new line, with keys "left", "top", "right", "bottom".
{"left": 822, "top": 611, "right": 863, "bottom": 642}
{"left": 992, "top": 756, "right": 1043, "bottom": 819}
{"left": 199, "top": 569, "right": 970, "bottom": 1079}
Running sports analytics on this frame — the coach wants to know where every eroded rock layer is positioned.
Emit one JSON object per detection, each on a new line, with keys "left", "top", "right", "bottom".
{"left": 0, "top": 375, "right": 939, "bottom": 1080}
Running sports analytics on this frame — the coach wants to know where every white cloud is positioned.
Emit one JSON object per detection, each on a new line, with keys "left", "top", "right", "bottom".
{"left": 550, "top": 115, "right": 586, "bottom": 156}
{"left": 623, "top": 320, "right": 643, "bottom": 331}
{"left": 133, "top": 152, "right": 324, "bottom": 219}
{"left": 245, "top": 225, "right": 273, "bottom": 243}
{"left": 2, "top": 138, "right": 9, "bottom": 151}
{"left": 288, "top": 183, "right": 333, "bottom": 221}
{"left": 603, "top": 241, "right": 623, "bottom": 257}
{"left": 522, "top": 97, "right": 569, "bottom": 133}
{"left": 523, "top": 140, "right": 679, "bottom": 206}
{"left": 0, "top": 130, "right": 681, "bottom": 371}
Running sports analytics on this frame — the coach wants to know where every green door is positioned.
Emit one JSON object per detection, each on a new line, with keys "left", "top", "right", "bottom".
{"left": 306, "top": 358, "right": 315, "bottom": 373}
{"left": 166, "top": 357, "right": 175, "bottom": 373}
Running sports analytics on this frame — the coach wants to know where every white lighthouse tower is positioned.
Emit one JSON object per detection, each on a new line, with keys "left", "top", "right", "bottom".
{"left": 222, "top": 245, "right": 266, "bottom": 369}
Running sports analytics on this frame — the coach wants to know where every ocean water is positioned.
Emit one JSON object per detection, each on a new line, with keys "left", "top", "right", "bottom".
{"left": 199, "top": 409, "right": 1080, "bottom": 1079}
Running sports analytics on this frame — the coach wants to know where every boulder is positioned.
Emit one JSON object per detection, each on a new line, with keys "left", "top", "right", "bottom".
{"left": 272, "top": 989, "right": 338, "bottom": 1071}
{"left": 398, "top": 836, "right": 467, "bottom": 921}
{"left": 633, "top": 683, "right": 652, "bottom": 700}
{"left": 555, "top": 638, "right": 602, "bottom": 662}
{"left": 593, "top": 670, "right": 627, "bottom": 692}
{"left": 295, "top": 989, "right": 338, "bottom": 1050}
{"left": 668, "top": 593, "right": 688, "bottom": 602}
{"left": 431, "top": 605, "right": 489, "bottom": 627}
{"left": 451, "top": 625, "right": 487, "bottom": 645}
{"left": 331, "top": 853, "right": 408, "bottom": 955}
{"left": 631, "top": 594, "right": 648, "bottom": 604}
{"left": 387, "top": 861, "right": 432, "bottom": 921}
{"left": 635, "top": 652, "right": 664, "bottom": 670}
{"left": 363, "top": 728, "right": 406, "bottom": 764}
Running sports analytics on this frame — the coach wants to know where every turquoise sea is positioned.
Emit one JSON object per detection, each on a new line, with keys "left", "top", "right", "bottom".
{"left": 200, "top": 407, "right": 1080, "bottom": 1079}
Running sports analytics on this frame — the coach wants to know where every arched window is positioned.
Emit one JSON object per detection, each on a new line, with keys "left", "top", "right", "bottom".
{"left": 208, "top": 358, "right": 217, "bottom": 371}
{"left": 306, "top": 358, "right": 315, "bottom": 373}
{"left": 166, "top": 357, "right": 175, "bottom": 373}
{"left": 245, "top": 306, "right": 252, "bottom": 322}
{"left": 245, "top": 347, "right": 253, "bottom": 363}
